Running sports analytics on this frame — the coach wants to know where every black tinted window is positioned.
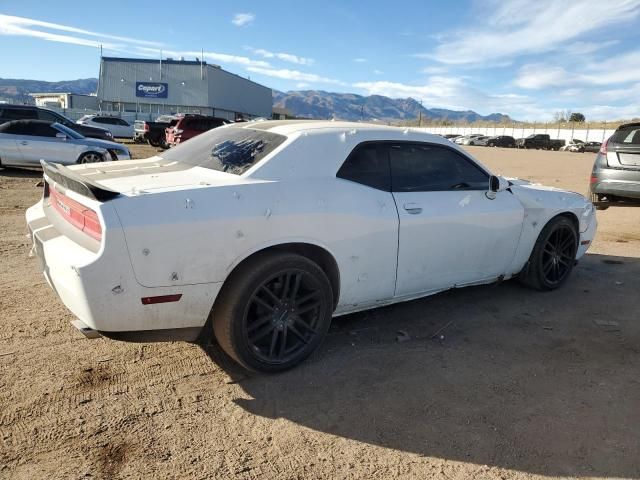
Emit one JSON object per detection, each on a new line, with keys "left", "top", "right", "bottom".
{"left": 159, "top": 127, "right": 286, "bottom": 175}
{"left": 337, "top": 143, "right": 390, "bottom": 191}
{"left": 23, "top": 123, "right": 57, "bottom": 137}
{"left": 389, "top": 143, "right": 488, "bottom": 192}
{"left": 0, "top": 108, "right": 37, "bottom": 120}
{"left": 37, "top": 110, "right": 61, "bottom": 122}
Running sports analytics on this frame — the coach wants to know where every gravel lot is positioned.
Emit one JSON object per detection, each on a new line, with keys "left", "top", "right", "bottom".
{"left": 1, "top": 143, "right": 639, "bottom": 479}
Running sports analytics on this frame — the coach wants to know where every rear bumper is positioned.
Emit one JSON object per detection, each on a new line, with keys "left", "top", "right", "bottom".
{"left": 591, "top": 168, "right": 640, "bottom": 200}
{"left": 26, "top": 199, "right": 221, "bottom": 341}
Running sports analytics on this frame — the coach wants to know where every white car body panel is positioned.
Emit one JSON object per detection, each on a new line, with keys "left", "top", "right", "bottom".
{"left": 26, "top": 121, "right": 597, "bottom": 338}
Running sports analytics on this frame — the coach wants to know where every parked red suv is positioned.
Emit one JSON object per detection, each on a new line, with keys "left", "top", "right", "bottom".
{"left": 165, "top": 115, "right": 229, "bottom": 147}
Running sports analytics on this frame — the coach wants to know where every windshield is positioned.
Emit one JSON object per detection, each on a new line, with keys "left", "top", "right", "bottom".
{"left": 159, "top": 126, "right": 287, "bottom": 175}
{"left": 53, "top": 123, "right": 84, "bottom": 139}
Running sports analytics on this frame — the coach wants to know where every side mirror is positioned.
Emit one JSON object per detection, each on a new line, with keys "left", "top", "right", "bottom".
{"left": 55, "top": 132, "right": 67, "bottom": 140}
{"left": 487, "top": 175, "right": 509, "bottom": 199}
{"left": 489, "top": 175, "right": 509, "bottom": 192}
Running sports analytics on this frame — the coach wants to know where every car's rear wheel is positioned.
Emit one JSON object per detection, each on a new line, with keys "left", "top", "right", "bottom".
{"left": 77, "top": 151, "right": 104, "bottom": 164}
{"left": 519, "top": 216, "right": 578, "bottom": 291}
{"left": 212, "top": 252, "right": 334, "bottom": 372}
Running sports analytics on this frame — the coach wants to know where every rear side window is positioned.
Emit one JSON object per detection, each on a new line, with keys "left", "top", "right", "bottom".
{"left": 0, "top": 108, "right": 37, "bottom": 120}
{"left": 159, "top": 127, "right": 286, "bottom": 175}
{"left": 337, "top": 143, "right": 390, "bottom": 191}
{"left": 610, "top": 126, "right": 640, "bottom": 145}
{"left": 388, "top": 143, "right": 488, "bottom": 192}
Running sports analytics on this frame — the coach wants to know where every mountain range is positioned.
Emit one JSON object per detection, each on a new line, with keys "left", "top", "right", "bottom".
{"left": 0, "top": 78, "right": 98, "bottom": 103}
{"left": 0, "top": 77, "right": 512, "bottom": 123}
{"left": 273, "top": 90, "right": 512, "bottom": 123}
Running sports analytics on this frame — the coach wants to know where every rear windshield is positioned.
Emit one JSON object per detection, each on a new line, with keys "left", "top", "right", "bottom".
{"left": 159, "top": 127, "right": 287, "bottom": 175}
{"left": 610, "top": 125, "right": 640, "bottom": 145}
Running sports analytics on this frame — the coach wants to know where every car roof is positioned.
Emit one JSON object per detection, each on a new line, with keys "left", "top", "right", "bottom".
{"left": 237, "top": 120, "right": 411, "bottom": 135}
{"left": 617, "top": 122, "right": 640, "bottom": 129}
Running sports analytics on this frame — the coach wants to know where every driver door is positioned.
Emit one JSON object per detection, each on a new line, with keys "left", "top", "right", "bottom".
{"left": 388, "top": 142, "right": 524, "bottom": 297}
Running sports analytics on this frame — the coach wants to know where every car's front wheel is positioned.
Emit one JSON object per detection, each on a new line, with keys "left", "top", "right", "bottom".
{"left": 212, "top": 252, "right": 334, "bottom": 372}
{"left": 77, "top": 151, "right": 104, "bottom": 164}
{"left": 519, "top": 216, "right": 578, "bottom": 290}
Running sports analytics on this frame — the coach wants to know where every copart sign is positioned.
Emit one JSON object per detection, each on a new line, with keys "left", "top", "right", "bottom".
{"left": 135, "top": 82, "right": 168, "bottom": 98}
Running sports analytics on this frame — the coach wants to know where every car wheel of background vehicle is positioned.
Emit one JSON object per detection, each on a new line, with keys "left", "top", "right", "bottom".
{"left": 148, "top": 137, "right": 161, "bottom": 147}
{"left": 489, "top": 142, "right": 495, "bottom": 147}
{"left": 519, "top": 216, "right": 578, "bottom": 291}
{"left": 212, "top": 252, "right": 334, "bottom": 373}
{"left": 77, "top": 151, "right": 104, "bottom": 164}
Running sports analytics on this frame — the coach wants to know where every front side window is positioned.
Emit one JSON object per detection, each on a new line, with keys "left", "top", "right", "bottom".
{"left": 159, "top": 127, "right": 286, "bottom": 175}
{"left": 37, "top": 110, "right": 60, "bottom": 122}
{"left": 388, "top": 143, "right": 489, "bottom": 192}
{"left": 337, "top": 143, "right": 390, "bottom": 191}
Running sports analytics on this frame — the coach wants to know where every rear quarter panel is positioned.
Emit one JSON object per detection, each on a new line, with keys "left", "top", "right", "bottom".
{"left": 112, "top": 176, "right": 399, "bottom": 308}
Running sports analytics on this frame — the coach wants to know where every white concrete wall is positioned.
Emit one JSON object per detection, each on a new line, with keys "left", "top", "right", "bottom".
{"left": 416, "top": 125, "right": 615, "bottom": 143}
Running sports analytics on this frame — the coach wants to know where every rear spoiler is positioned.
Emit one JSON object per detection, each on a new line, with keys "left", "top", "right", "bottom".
{"left": 41, "top": 160, "right": 120, "bottom": 201}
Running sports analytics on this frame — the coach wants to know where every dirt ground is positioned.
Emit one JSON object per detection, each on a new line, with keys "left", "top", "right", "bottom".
{"left": 1, "top": 143, "right": 639, "bottom": 479}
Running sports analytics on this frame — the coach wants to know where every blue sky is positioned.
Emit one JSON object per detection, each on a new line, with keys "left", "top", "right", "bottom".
{"left": 1, "top": 0, "right": 639, "bottom": 120}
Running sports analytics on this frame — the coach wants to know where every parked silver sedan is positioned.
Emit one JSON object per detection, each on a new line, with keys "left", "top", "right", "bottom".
{"left": 0, "top": 120, "right": 130, "bottom": 167}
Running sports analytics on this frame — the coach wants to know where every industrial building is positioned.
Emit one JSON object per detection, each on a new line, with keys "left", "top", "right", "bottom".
{"left": 96, "top": 57, "right": 272, "bottom": 120}
{"left": 30, "top": 92, "right": 99, "bottom": 110}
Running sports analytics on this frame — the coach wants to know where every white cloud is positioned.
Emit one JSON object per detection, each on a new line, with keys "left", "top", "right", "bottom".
{"left": 296, "top": 82, "right": 310, "bottom": 89}
{"left": 136, "top": 47, "right": 270, "bottom": 68}
{"left": 425, "top": 0, "right": 640, "bottom": 65}
{"left": 232, "top": 13, "right": 255, "bottom": 27}
{"left": 565, "top": 40, "right": 619, "bottom": 55}
{"left": 515, "top": 50, "right": 640, "bottom": 89}
{"left": 247, "top": 47, "right": 314, "bottom": 65}
{"left": 373, "top": 69, "right": 383, "bottom": 75}
{"left": 246, "top": 66, "right": 346, "bottom": 85}
{"left": 353, "top": 58, "right": 368, "bottom": 63}
{"left": 353, "top": 76, "right": 551, "bottom": 120}
{"left": 420, "top": 66, "right": 448, "bottom": 75}
{"left": 0, "top": 14, "right": 161, "bottom": 47}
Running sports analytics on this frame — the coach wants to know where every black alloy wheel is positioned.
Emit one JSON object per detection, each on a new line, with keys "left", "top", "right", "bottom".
{"left": 213, "top": 252, "right": 333, "bottom": 372}
{"left": 519, "top": 216, "right": 578, "bottom": 290}
{"left": 540, "top": 225, "right": 577, "bottom": 286}
{"left": 244, "top": 269, "right": 324, "bottom": 364}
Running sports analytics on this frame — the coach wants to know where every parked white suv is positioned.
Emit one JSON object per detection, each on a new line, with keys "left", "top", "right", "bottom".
{"left": 77, "top": 115, "right": 134, "bottom": 139}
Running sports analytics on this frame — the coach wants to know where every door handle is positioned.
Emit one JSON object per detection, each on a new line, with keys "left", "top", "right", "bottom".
{"left": 403, "top": 203, "right": 422, "bottom": 214}
{"left": 20, "top": 141, "right": 28, "bottom": 145}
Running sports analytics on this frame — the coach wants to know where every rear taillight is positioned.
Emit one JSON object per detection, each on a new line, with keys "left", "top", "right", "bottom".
{"left": 50, "top": 185, "right": 102, "bottom": 241}
{"left": 144, "top": 123, "right": 150, "bottom": 132}
{"left": 590, "top": 175, "right": 598, "bottom": 184}
{"left": 599, "top": 138, "right": 609, "bottom": 155}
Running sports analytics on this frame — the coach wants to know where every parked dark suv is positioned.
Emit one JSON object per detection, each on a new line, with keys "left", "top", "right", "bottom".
{"left": 590, "top": 122, "right": 640, "bottom": 208}
{"left": 0, "top": 105, "right": 113, "bottom": 141}
{"left": 485, "top": 135, "right": 516, "bottom": 147}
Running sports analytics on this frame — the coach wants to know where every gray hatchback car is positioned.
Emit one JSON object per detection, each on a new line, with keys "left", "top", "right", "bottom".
{"left": 590, "top": 122, "right": 640, "bottom": 209}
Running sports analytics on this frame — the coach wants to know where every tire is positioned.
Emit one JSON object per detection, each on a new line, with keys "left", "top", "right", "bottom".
{"left": 489, "top": 142, "right": 495, "bottom": 147}
{"left": 519, "top": 216, "right": 578, "bottom": 291}
{"left": 212, "top": 252, "right": 334, "bottom": 373}
{"left": 77, "top": 151, "right": 104, "bottom": 164}
{"left": 148, "top": 137, "right": 161, "bottom": 147}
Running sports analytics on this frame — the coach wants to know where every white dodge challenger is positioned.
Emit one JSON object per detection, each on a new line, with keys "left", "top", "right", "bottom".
{"left": 27, "top": 121, "right": 597, "bottom": 372}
